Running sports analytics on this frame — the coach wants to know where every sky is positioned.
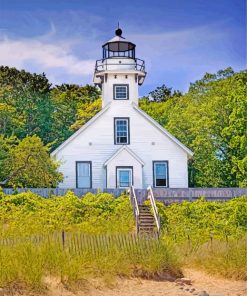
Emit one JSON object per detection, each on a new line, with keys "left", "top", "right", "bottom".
{"left": 0, "top": 0, "right": 246, "bottom": 95}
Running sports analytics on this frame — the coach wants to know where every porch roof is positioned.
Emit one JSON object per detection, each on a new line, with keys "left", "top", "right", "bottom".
{"left": 104, "top": 146, "right": 145, "bottom": 167}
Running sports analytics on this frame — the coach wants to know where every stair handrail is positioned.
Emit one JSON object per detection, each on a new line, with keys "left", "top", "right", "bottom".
{"left": 129, "top": 186, "right": 140, "bottom": 234}
{"left": 147, "top": 186, "right": 161, "bottom": 233}
{"left": 129, "top": 186, "right": 139, "bottom": 217}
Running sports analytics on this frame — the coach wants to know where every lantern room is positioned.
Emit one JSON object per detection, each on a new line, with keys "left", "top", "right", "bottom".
{"left": 102, "top": 28, "right": 136, "bottom": 59}
{"left": 93, "top": 27, "right": 146, "bottom": 92}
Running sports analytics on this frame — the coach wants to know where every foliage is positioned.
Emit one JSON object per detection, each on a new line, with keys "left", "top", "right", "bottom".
{"left": 0, "top": 135, "right": 63, "bottom": 188}
{"left": 0, "top": 65, "right": 51, "bottom": 93}
{"left": 156, "top": 196, "right": 247, "bottom": 244}
{"left": 0, "top": 67, "right": 101, "bottom": 187}
{"left": 71, "top": 98, "right": 102, "bottom": 130}
{"left": 0, "top": 191, "right": 181, "bottom": 290}
{"left": 0, "top": 65, "right": 246, "bottom": 187}
{"left": 0, "top": 191, "right": 134, "bottom": 236}
{"left": 141, "top": 68, "right": 247, "bottom": 187}
{"left": 0, "top": 191, "right": 246, "bottom": 284}
{"left": 0, "top": 67, "right": 101, "bottom": 149}
{"left": 148, "top": 83, "right": 182, "bottom": 102}
{"left": 50, "top": 84, "right": 100, "bottom": 148}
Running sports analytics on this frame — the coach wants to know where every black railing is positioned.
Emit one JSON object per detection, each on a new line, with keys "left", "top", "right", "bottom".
{"left": 94, "top": 58, "right": 145, "bottom": 73}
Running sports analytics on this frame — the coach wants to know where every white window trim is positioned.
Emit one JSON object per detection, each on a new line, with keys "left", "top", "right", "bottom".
{"left": 114, "top": 118, "right": 129, "bottom": 145}
{"left": 116, "top": 167, "right": 133, "bottom": 188}
{"left": 114, "top": 84, "right": 129, "bottom": 100}
{"left": 153, "top": 161, "right": 168, "bottom": 188}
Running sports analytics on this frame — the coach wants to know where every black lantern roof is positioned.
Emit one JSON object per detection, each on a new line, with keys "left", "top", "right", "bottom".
{"left": 102, "top": 27, "right": 136, "bottom": 59}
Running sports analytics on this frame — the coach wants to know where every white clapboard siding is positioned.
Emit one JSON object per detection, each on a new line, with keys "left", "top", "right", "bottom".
{"left": 54, "top": 100, "right": 189, "bottom": 189}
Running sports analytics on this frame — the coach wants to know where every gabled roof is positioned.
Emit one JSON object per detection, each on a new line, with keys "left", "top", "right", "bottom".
{"left": 104, "top": 146, "right": 145, "bottom": 167}
{"left": 51, "top": 101, "right": 193, "bottom": 158}
{"left": 51, "top": 103, "right": 111, "bottom": 156}
{"left": 132, "top": 103, "right": 193, "bottom": 157}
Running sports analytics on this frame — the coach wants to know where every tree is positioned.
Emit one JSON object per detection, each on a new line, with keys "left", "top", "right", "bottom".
{"left": 140, "top": 68, "right": 246, "bottom": 187}
{"left": 70, "top": 99, "right": 102, "bottom": 130}
{"left": 166, "top": 68, "right": 247, "bottom": 187}
{"left": 0, "top": 66, "right": 51, "bottom": 93}
{"left": 0, "top": 135, "right": 63, "bottom": 188}
{"left": 50, "top": 84, "right": 101, "bottom": 149}
{"left": 148, "top": 84, "right": 182, "bottom": 102}
{"left": 0, "top": 67, "right": 101, "bottom": 150}
{"left": 0, "top": 67, "right": 54, "bottom": 143}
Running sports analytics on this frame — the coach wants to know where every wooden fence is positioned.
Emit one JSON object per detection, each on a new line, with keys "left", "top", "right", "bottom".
{"left": 0, "top": 232, "right": 159, "bottom": 256}
{"left": 2, "top": 187, "right": 247, "bottom": 203}
{"left": 2, "top": 188, "right": 127, "bottom": 198}
{"left": 151, "top": 187, "right": 247, "bottom": 204}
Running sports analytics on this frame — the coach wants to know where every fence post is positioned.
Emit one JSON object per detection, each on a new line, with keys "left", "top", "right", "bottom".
{"left": 62, "top": 230, "right": 65, "bottom": 249}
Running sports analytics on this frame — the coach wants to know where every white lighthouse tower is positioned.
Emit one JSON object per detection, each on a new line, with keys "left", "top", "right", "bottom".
{"left": 93, "top": 27, "right": 146, "bottom": 106}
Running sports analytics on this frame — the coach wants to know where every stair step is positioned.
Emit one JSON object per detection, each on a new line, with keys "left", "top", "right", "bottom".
{"left": 139, "top": 216, "right": 154, "bottom": 219}
{"left": 139, "top": 220, "right": 154, "bottom": 223}
{"left": 139, "top": 217, "right": 154, "bottom": 221}
{"left": 139, "top": 225, "right": 156, "bottom": 228}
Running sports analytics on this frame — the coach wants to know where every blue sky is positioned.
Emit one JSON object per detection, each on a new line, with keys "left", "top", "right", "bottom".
{"left": 0, "top": 0, "right": 246, "bottom": 95}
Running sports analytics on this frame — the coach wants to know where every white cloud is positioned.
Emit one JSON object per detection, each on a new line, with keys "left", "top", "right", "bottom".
{"left": 128, "top": 22, "right": 244, "bottom": 92}
{"left": 0, "top": 32, "right": 95, "bottom": 79}
{"left": 129, "top": 23, "right": 232, "bottom": 68}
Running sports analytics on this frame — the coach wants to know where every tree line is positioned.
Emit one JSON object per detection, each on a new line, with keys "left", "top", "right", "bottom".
{"left": 0, "top": 66, "right": 246, "bottom": 188}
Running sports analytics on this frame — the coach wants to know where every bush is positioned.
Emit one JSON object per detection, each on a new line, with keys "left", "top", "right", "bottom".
{"left": 158, "top": 196, "right": 247, "bottom": 244}
{"left": 0, "top": 191, "right": 134, "bottom": 237}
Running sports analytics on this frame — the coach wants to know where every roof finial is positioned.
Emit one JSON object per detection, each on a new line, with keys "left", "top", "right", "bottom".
{"left": 115, "top": 22, "right": 122, "bottom": 37}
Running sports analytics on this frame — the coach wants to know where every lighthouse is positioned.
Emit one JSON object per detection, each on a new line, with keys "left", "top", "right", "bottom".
{"left": 93, "top": 27, "right": 146, "bottom": 107}
{"left": 52, "top": 27, "right": 192, "bottom": 190}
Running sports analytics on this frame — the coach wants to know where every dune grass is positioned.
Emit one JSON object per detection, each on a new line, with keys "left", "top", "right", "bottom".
{"left": 181, "top": 237, "right": 247, "bottom": 280}
{"left": 0, "top": 234, "right": 181, "bottom": 290}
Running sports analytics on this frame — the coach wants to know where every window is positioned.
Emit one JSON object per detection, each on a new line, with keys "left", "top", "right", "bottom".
{"left": 116, "top": 167, "right": 133, "bottom": 188}
{"left": 153, "top": 161, "right": 168, "bottom": 187}
{"left": 114, "top": 84, "right": 129, "bottom": 100}
{"left": 76, "top": 161, "right": 92, "bottom": 188}
{"left": 114, "top": 118, "right": 130, "bottom": 144}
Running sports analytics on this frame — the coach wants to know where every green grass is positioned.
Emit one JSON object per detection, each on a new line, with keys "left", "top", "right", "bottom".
{"left": 0, "top": 234, "right": 181, "bottom": 290}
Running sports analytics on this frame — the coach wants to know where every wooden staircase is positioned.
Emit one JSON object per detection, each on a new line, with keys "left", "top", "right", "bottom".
{"left": 129, "top": 186, "right": 160, "bottom": 237}
{"left": 138, "top": 204, "right": 157, "bottom": 235}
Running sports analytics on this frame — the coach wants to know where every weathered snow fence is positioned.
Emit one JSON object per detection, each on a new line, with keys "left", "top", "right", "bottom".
{"left": 2, "top": 187, "right": 247, "bottom": 204}
{"left": 151, "top": 187, "right": 247, "bottom": 204}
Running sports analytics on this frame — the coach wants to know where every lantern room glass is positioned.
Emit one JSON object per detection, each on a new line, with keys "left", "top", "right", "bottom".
{"left": 102, "top": 41, "right": 136, "bottom": 59}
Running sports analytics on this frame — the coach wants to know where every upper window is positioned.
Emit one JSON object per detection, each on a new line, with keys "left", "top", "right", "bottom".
{"left": 114, "top": 118, "right": 130, "bottom": 144}
{"left": 76, "top": 161, "right": 92, "bottom": 188}
{"left": 153, "top": 161, "right": 168, "bottom": 188}
{"left": 114, "top": 84, "right": 129, "bottom": 100}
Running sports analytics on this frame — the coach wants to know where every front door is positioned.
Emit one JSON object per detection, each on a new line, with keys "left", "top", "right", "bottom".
{"left": 76, "top": 161, "right": 92, "bottom": 188}
{"left": 116, "top": 167, "right": 133, "bottom": 188}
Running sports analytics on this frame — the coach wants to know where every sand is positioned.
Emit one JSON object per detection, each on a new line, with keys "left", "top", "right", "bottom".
{"left": 4, "top": 268, "right": 247, "bottom": 296}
